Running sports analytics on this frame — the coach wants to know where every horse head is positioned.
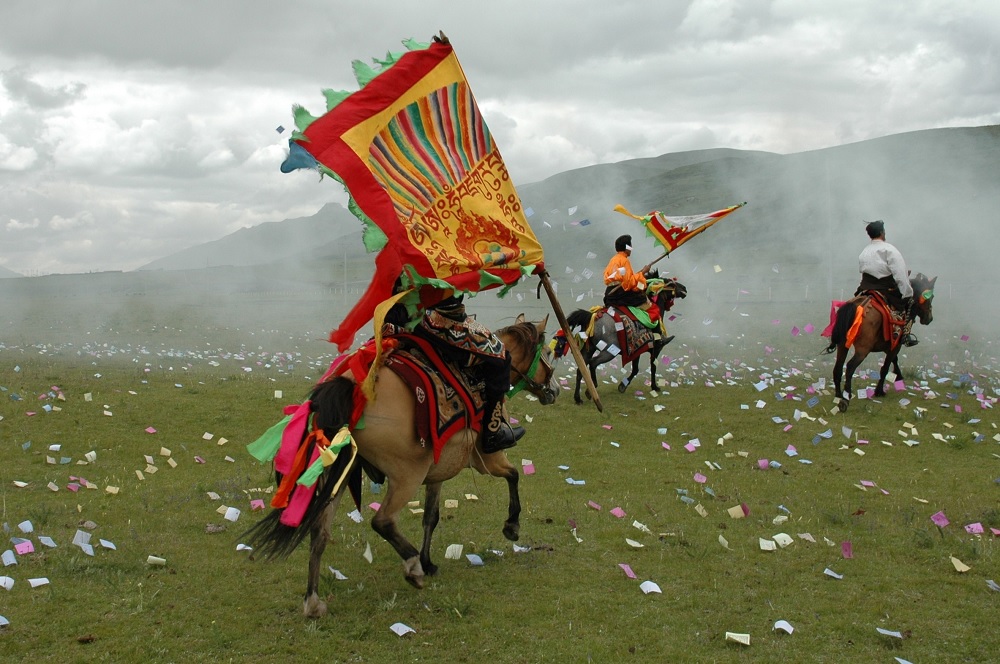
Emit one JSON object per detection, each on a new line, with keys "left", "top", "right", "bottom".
{"left": 650, "top": 277, "right": 687, "bottom": 313}
{"left": 911, "top": 273, "right": 937, "bottom": 325}
{"left": 502, "top": 314, "right": 559, "bottom": 405}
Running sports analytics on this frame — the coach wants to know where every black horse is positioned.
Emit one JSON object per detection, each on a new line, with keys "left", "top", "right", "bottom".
{"left": 567, "top": 277, "right": 687, "bottom": 403}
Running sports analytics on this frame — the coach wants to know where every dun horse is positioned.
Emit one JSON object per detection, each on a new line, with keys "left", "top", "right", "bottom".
{"left": 568, "top": 277, "right": 686, "bottom": 403}
{"left": 829, "top": 273, "right": 936, "bottom": 412}
{"left": 245, "top": 315, "right": 558, "bottom": 618}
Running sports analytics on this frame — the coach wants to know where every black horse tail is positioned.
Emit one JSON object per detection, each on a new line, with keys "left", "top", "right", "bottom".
{"left": 829, "top": 301, "right": 859, "bottom": 347}
{"left": 242, "top": 377, "right": 360, "bottom": 560}
{"left": 566, "top": 308, "right": 593, "bottom": 334}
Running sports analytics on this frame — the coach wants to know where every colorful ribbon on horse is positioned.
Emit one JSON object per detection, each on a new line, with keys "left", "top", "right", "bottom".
{"left": 280, "top": 426, "right": 357, "bottom": 528}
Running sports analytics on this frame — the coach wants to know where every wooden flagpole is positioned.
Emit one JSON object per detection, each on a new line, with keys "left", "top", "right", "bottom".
{"left": 537, "top": 270, "right": 603, "bottom": 413}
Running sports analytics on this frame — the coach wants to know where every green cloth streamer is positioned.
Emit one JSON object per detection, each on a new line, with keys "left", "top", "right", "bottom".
{"left": 246, "top": 415, "right": 291, "bottom": 463}
{"left": 627, "top": 306, "right": 657, "bottom": 329}
{"left": 296, "top": 434, "right": 354, "bottom": 487}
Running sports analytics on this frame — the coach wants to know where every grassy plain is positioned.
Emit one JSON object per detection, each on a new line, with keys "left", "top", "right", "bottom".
{"left": 0, "top": 294, "right": 998, "bottom": 663}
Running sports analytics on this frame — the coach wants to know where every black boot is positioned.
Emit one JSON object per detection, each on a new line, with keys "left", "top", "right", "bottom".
{"left": 481, "top": 401, "right": 523, "bottom": 454}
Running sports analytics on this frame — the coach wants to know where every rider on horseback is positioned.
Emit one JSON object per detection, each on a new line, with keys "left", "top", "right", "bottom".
{"left": 603, "top": 234, "right": 653, "bottom": 309}
{"left": 384, "top": 288, "right": 526, "bottom": 455}
{"left": 856, "top": 220, "right": 918, "bottom": 347}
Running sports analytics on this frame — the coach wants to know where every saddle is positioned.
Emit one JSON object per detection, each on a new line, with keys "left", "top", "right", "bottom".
{"left": 591, "top": 306, "right": 665, "bottom": 366}
{"left": 382, "top": 334, "right": 486, "bottom": 463}
{"left": 845, "top": 291, "right": 910, "bottom": 350}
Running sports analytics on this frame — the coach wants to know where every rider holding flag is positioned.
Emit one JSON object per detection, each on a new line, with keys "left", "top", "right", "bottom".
{"left": 603, "top": 234, "right": 653, "bottom": 309}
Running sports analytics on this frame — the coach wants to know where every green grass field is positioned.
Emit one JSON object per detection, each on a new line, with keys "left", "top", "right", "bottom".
{"left": 1, "top": 303, "right": 998, "bottom": 663}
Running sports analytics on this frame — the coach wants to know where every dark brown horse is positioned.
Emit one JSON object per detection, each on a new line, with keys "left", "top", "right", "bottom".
{"left": 245, "top": 315, "right": 558, "bottom": 618}
{"left": 830, "top": 273, "right": 936, "bottom": 412}
{"left": 568, "top": 276, "right": 686, "bottom": 403}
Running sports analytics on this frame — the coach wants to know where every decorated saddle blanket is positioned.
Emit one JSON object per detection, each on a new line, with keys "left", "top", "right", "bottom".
{"left": 382, "top": 333, "right": 486, "bottom": 463}
{"left": 834, "top": 292, "right": 908, "bottom": 350}
{"left": 594, "top": 306, "right": 665, "bottom": 366}
{"left": 864, "top": 290, "right": 909, "bottom": 349}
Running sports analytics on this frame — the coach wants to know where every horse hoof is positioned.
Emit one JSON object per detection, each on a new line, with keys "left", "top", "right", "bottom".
{"left": 574, "top": 397, "right": 583, "bottom": 405}
{"left": 303, "top": 596, "right": 328, "bottom": 619}
{"left": 503, "top": 522, "right": 520, "bottom": 542}
{"left": 423, "top": 561, "right": 439, "bottom": 577}
{"left": 618, "top": 382, "right": 627, "bottom": 393}
{"left": 874, "top": 389, "right": 886, "bottom": 397}
{"left": 838, "top": 400, "right": 849, "bottom": 413}
{"left": 403, "top": 556, "right": 425, "bottom": 589}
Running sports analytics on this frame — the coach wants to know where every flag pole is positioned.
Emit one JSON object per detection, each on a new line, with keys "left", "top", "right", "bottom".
{"left": 537, "top": 270, "right": 603, "bottom": 413}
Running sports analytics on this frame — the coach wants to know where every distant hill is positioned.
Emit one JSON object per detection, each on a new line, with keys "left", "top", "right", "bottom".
{"left": 0, "top": 265, "right": 23, "bottom": 279}
{"left": 132, "top": 128, "right": 1000, "bottom": 289}
{"left": 515, "top": 126, "right": 999, "bottom": 292}
{"left": 136, "top": 202, "right": 363, "bottom": 271}
{"left": 84, "top": 124, "right": 997, "bottom": 308}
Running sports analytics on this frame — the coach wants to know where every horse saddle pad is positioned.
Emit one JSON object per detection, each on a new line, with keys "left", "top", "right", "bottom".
{"left": 599, "top": 307, "right": 662, "bottom": 366}
{"left": 382, "top": 334, "right": 486, "bottom": 463}
{"left": 861, "top": 291, "right": 908, "bottom": 348}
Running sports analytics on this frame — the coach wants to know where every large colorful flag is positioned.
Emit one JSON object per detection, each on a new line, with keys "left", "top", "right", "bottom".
{"left": 613, "top": 202, "right": 746, "bottom": 255}
{"left": 281, "top": 36, "right": 544, "bottom": 351}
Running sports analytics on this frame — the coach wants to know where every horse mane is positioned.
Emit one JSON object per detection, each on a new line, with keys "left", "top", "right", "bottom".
{"left": 910, "top": 272, "right": 932, "bottom": 291}
{"left": 497, "top": 319, "right": 545, "bottom": 353}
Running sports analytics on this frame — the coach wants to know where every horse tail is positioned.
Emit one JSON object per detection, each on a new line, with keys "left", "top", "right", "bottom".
{"left": 567, "top": 309, "right": 593, "bottom": 334}
{"left": 829, "top": 301, "right": 859, "bottom": 347}
{"left": 243, "top": 377, "right": 360, "bottom": 560}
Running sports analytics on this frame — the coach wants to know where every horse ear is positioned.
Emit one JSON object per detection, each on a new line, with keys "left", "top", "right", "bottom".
{"left": 931, "top": 276, "right": 937, "bottom": 287}
{"left": 538, "top": 314, "right": 550, "bottom": 332}
{"left": 515, "top": 313, "right": 525, "bottom": 324}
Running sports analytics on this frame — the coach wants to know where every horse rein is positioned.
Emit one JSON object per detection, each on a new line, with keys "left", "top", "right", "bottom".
{"left": 507, "top": 330, "right": 555, "bottom": 399}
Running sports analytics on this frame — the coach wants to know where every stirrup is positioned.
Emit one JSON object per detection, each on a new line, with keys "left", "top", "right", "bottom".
{"left": 481, "top": 422, "right": 518, "bottom": 454}
{"left": 903, "top": 334, "right": 919, "bottom": 347}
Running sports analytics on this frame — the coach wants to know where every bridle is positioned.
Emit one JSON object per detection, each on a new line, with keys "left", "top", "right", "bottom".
{"left": 506, "top": 326, "right": 557, "bottom": 401}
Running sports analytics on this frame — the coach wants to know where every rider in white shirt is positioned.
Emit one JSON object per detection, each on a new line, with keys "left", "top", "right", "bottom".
{"left": 855, "top": 220, "right": 918, "bottom": 347}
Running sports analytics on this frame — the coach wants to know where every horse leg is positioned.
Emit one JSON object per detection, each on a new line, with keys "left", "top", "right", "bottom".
{"left": 304, "top": 489, "right": 345, "bottom": 619}
{"left": 874, "top": 353, "right": 896, "bottom": 397}
{"left": 833, "top": 345, "right": 847, "bottom": 406}
{"left": 892, "top": 356, "right": 904, "bottom": 382}
{"left": 839, "top": 349, "right": 869, "bottom": 412}
{"left": 471, "top": 451, "right": 521, "bottom": 541}
{"left": 648, "top": 338, "right": 669, "bottom": 393}
{"left": 371, "top": 474, "right": 427, "bottom": 589}
{"left": 574, "top": 368, "right": 584, "bottom": 405}
{"left": 587, "top": 362, "right": 599, "bottom": 401}
{"left": 619, "top": 358, "right": 640, "bottom": 393}
{"left": 419, "top": 482, "right": 442, "bottom": 577}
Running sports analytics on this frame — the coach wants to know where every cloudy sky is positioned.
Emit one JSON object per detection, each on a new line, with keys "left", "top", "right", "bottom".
{"left": 1, "top": 0, "right": 997, "bottom": 275}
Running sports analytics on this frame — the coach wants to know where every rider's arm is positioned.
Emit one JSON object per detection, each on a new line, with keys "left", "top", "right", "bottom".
{"left": 883, "top": 246, "right": 913, "bottom": 298}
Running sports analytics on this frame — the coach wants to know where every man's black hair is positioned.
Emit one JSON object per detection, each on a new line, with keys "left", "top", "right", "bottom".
{"left": 865, "top": 220, "right": 885, "bottom": 239}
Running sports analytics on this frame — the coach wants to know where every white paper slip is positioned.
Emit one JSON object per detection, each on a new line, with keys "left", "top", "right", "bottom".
{"left": 390, "top": 622, "right": 415, "bottom": 636}
{"left": 28, "top": 577, "right": 49, "bottom": 588}
{"left": 0, "top": 576, "right": 13, "bottom": 591}
{"left": 224, "top": 507, "right": 241, "bottom": 522}
{"left": 773, "top": 620, "right": 794, "bottom": 634}
{"left": 639, "top": 580, "right": 661, "bottom": 594}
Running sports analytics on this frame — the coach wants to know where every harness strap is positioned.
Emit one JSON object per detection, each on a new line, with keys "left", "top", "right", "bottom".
{"left": 507, "top": 343, "right": 544, "bottom": 398}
